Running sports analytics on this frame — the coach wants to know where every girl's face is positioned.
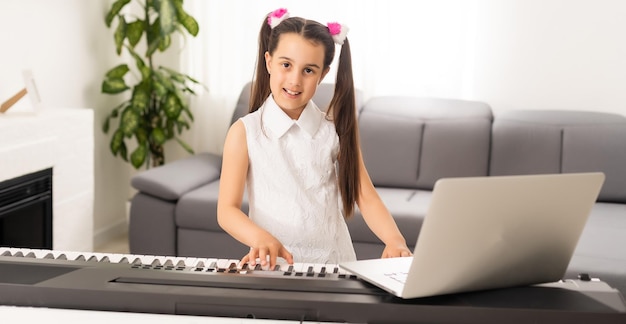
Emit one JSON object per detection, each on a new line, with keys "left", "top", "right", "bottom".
{"left": 265, "top": 33, "right": 329, "bottom": 119}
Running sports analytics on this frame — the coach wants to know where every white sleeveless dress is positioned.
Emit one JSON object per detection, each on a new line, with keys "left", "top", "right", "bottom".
{"left": 240, "top": 96, "right": 357, "bottom": 264}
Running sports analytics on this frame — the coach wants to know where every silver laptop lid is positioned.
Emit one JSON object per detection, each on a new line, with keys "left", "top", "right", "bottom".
{"left": 401, "top": 172, "right": 605, "bottom": 298}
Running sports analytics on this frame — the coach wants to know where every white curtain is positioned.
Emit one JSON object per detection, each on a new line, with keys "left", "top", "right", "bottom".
{"left": 180, "top": 0, "right": 480, "bottom": 155}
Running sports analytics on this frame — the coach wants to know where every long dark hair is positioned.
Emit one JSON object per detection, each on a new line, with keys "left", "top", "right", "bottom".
{"left": 250, "top": 14, "right": 360, "bottom": 218}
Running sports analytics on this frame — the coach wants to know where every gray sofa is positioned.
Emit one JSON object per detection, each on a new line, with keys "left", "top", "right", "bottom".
{"left": 129, "top": 82, "right": 626, "bottom": 295}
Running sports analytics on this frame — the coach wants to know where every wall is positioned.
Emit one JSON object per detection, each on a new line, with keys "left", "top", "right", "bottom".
{"left": 471, "top": 0, "right": 626, "bottom": 114}
{"left": 0, "top": 0, "right": 129, "bottom": 250}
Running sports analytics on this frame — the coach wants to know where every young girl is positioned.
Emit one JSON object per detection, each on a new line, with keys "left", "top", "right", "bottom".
{"left": 217, "top": 8, "right": 411, "bottom": 269}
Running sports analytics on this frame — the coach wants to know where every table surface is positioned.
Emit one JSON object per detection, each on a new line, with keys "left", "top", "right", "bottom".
{"left": 0, "top": 305, "right": 339, "bottom": 323}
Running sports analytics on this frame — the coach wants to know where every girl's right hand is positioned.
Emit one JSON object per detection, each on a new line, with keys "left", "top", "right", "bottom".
{"left": 240, "top": 235, "right": 294, "bottom": 270}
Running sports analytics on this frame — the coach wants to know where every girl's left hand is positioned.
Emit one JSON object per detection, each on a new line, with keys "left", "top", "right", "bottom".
{"left": 381, "top": 244, "right": 412, "bottom": 258}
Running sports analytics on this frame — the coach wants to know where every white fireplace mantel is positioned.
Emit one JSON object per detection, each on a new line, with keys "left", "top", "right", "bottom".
{"left": 0, "top": 108, "right": 94, "bottom": 252}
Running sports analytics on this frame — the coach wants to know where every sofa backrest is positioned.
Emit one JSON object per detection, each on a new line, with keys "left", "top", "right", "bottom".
{"left": 359, "top": 96, "right": 493, "bottom": 190}
{"left": 490, "top": 110, "right": 626, "bottom": 203}
{"left": 230, "top": 82, "right": 364, "bottom": 124}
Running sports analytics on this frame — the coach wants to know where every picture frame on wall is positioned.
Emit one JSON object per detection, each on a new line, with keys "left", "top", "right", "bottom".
{"left": 23, "top": 69, "right": 43, "bottom": 112}
{"left": 0, "top": 70, "right": 43, "bottom": 113}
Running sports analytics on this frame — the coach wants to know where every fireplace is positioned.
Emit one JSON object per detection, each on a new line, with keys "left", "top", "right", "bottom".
{"left": 0, "top": 168, "right": 53, "bottom": 249}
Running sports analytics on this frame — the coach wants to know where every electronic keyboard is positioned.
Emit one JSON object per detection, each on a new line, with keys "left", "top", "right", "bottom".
{"left": 0, "top": 247, "right": 624, "bottom": 323}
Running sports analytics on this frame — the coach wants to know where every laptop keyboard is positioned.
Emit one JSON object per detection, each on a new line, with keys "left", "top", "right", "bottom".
{"left": 385, "top": 271, "right": 408, "bottom": 284}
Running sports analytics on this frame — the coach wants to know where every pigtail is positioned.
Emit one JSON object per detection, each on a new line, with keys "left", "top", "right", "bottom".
{"left": 250, "top": 15, "right": 273, "bottom": 113}
{"left": 329, "top": 39, "right": 360, "bottom": 219}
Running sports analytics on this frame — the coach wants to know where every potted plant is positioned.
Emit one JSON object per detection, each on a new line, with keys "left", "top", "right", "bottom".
{"left": 101, "top": 0, "right": 203, "bottom": 169}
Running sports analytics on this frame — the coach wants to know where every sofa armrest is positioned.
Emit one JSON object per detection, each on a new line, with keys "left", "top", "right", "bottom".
{"left": 131, "top": 152, "right": 222, "bottom": 201}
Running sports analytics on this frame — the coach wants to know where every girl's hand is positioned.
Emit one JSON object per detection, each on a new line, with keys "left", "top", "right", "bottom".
{"left": 381, "top": 244, "right": 413, "bottom": 258}
{"left": 239, "top": 234, "right": 294, "bottom": 270}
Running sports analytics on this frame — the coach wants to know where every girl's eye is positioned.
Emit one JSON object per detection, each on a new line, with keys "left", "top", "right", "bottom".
{"left": 281, "top": 62, "right": 290, "bottom": 68}
{"left": 304, "top": 68, "right": 314, "bottom": 74}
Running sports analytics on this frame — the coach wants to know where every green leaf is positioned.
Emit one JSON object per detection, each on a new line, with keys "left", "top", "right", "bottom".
{"left": 173, "top": 0, "right": 199, "bottom": 36}
{"left": 126, "top": 20, "right": 144, "bottom": 48}
{"left": 114, "top": 15, "right": 127, "bottom": 55}
{"left": 175, "top": 137, "right": 195, "bottom": 154}
{"left": 131, "top": 83, "right": 150, "bottom": 113}
{"left": 174, "top": 88, "right": 188, "bottom": 108}
{"left": 105, "top": 64, "right": 129, "bottom": 78}
{"left": 102, "top": 77, "right": 129, "bottom": 94}
{"left": 159, "top": 34, "right": 171, "bottom": 51}
{"left": 163, "top": 93, "right": 182, "bottom": 119}
{"left": 146, "top": 36, "right": 161, "bottom": 57}
{"left": 183, "top": 106, "right": 194, "bottom": 122}
{"left": 166, "top": 119, "right": 175, "bottom": 138}
{"left": 110, "top": 130, "right": 125, "bottom": 156}
{"left": 159, "top": 0, "right": 176, "bottom": 35}
{"left": 153, "top": 78, "right": 167, "bottom": 97}
{"left": 151, "top": 127, "right": 167, "bottom": 145}
{"left": 105, "top": 0, "right": 131, "bottom": 27}
{"left": 160, "top": 67, "right": 185, "bottom": 83}
{"left": 130, "top": 144, "right": 147, "bottom": 169}
{"left": 126, "top": 46, "right": 151, "bottom": 80}
{"left": 119, "top": 142, "right": 128, "bottom": 161}
{"left": 183, "top": 86, "right": 196, "bottom": 95}
{"left": 120, "top": 107, "right": 140, "bottom": 136}
{"left": 175, "top": 118, "right": 190, "bottom": 133}
{"left": 136, "top": 128, "right": 148, "bottom": 144}
{"left": 154, "top": 70, "right": 175, "bottom": 91}
{"left": 103, "top": 116, "right": 111, "bottom": 133}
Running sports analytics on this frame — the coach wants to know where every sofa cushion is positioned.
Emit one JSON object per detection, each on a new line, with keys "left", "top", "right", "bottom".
{"left": 175, "top": 182, "right": 219, "bottom": 231}
{"left": 176, "top": 180, "right": 249, "bottom": 232}
{"left": 571, "top": 202, "right": 626, "bottom": 262}
{"left": 178, "top": 228, "right": 248, "bottom": 259}
{"left": 131, "top": 153, "right": 222, "bottom": 201}
{"left": 359, "top": 96, "right": 492, "bottom": 190}
{"left": 348, "top": 187, "right": 432, "bottom": 251}
{"left": 490, "top": 110, "right": 626, "bottom": 203}
{"left": 563, "top": 127, "right": 626, "bottom": 203}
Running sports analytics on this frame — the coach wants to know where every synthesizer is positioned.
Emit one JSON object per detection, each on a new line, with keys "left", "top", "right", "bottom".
{"left": 0, "top": 247, "right": 625, "bottom": 323}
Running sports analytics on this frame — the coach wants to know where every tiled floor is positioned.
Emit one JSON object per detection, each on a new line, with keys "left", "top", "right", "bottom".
{"left": 94, "top": 232, "right": 129, "bottom": 254}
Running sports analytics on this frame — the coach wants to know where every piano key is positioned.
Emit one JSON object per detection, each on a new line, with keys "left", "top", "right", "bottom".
{"left": 216, "top": 259, "right": 234, "bottom": 269}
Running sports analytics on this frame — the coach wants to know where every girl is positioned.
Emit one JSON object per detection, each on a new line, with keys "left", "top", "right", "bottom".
{"left": 217, "top": 8, "right": 411, "bottom": 269}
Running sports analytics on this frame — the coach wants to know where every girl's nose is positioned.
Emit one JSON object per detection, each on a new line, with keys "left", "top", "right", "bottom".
{"left": 287, "top": 72, "right": 301, "bottom": 87}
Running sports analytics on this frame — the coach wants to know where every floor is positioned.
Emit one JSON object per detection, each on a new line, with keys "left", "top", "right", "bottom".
{"left": 94, "top": 232, "right": 130, "bottom": 254}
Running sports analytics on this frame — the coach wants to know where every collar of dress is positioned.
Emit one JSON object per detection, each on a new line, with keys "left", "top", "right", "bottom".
{"left": 262, "top": 95, "right": 324, "bottom": 139}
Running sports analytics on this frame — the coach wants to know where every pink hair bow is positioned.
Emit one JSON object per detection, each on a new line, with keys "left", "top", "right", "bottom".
{"left": 268, "top": 8, "right": 289, "bottom": 28}
{"left": 327, "top": 22, "right": 349, "bottom": 45}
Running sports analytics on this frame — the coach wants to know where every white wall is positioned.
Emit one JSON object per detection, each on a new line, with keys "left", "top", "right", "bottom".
{"left": 471, "top": 0, "right": 626, "bottom": 114}
{"left": 0, "top": 0, "right": 129, "bottom": 250}
{"left": 1, "top": 0, "right": 626, "bottom": 252}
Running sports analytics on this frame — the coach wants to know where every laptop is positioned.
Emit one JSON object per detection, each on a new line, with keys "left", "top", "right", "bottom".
{"left": 339, "top": 172, "right": 605, "bottom": 299}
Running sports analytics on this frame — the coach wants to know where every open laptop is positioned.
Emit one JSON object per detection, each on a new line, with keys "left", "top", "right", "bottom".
{"left": 339, "top": 172, "right": 605, "bottom": 299}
